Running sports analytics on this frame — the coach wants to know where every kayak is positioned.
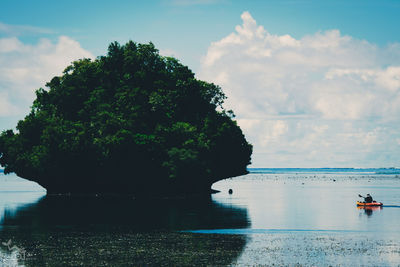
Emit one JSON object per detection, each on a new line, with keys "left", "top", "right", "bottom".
{"left": 356, "top": 201, "right": 383, "bottom": 206}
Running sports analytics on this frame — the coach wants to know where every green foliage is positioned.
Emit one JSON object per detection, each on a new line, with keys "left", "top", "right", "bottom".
{"left": 0, "top": 41, "right": 252, "bottom": 194}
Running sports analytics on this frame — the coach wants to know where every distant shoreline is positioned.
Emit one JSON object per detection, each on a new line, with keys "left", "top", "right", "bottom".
{"left": 247, "top": 167, "right": 400, "bottom": 175}
{"left": 2, "top": 168, "right": 399, "bottom": 175}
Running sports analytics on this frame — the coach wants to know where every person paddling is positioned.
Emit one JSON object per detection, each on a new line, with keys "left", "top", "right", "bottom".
{"left": 358, "top": 194, "right": 373, "bottom": 203}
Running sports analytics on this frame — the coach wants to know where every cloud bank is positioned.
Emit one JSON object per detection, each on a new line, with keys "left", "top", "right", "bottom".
{"left": 0, "top": 36, "right": 93, "bottom": 118}
{"left": 199, "top": 12, "right": 400, "bottom": 167}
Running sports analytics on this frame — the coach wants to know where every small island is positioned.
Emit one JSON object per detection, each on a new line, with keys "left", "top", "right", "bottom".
{"left": 0, "top": 41, "right": 252, "bottom": 195}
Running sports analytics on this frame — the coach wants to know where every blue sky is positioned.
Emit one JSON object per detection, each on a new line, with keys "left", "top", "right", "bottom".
{"left": 2, "top": 0, "right": 400, "bottom": 69}
{"left": 1, "top": 0, "right": 400, "bottom": 167}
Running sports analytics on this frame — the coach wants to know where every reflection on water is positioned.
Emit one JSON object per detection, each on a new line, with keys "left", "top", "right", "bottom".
{"left": 0, "top": 195, "right": 250, "bottom": 231}
{"left": 0, "top": 192, "right": 45, "bottom": 226}
{"left": 357, "top": 206, "right": 382, "bottom": 217}
{"left": 0, "top": 173, "right": 46, "bottom": 266}
{"left": 0, "top": 173, "right": 250, "bottom": 232}
{"left": 211, "top": 173, "right": 400, "bottom": 233}
{"left": 211, "top": 173, "right": 400, "bottom": 266}
{"left": 1, "top": 171, "right": 400, "bottom": 266}
{"left": 0, "top": 173, "right": 250, "bottom": 266}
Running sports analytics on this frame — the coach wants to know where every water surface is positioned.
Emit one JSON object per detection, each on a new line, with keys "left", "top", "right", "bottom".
{"left": 0, "top": 169, "right": 400, "bottom": 266}
{"left": 210, "top": 169, "right": 400, "bottom": 266}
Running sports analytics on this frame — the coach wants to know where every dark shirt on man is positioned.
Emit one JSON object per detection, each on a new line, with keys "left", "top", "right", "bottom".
{"left": 365, "top": 196, "right": 373, "bottom": 203}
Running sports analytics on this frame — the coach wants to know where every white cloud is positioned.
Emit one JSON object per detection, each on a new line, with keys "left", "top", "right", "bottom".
{"left": 0, "top": 37, "right": 24, "bottom": 53}
{"left": 0, "top": 22, "right": 53, "bottom": 36}
{"left": 199, "top": 11, "right": 400, "bottom": 167}
{"left": 0, "top": 92, "right": 18, "bottom": 116}
{"left": 0, "top": 36, "right": 93, "bottom": 117}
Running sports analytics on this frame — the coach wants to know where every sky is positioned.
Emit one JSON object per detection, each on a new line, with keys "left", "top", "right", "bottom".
{"left": 1, "top": 0, "right": 400, "bottom": 167}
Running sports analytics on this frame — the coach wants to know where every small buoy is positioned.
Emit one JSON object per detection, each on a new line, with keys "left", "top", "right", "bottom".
{"left": 228, "top": 189, "right": 233, "bottom": 194}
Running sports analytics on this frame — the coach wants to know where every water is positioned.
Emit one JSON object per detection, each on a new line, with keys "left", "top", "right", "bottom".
{"left": 213, "top": 170, "right": 400, "bottom": 233}
{"left": 0, "top": 169, "right": 400, "bottom": 266}
{"left": 211, "top": 170, "right": 400, "bottom": 266}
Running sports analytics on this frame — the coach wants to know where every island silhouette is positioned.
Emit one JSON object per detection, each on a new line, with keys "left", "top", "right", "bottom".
{"left": 0, "top": 41, "right": 252, "bottom": 195}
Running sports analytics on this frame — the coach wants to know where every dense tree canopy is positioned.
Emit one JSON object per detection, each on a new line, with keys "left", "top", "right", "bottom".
{"left": 0, "top": 41, "right": 252, "bottom": 194}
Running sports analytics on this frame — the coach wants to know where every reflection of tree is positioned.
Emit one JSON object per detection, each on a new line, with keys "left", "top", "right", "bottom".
{"left": 0, "top": 192, "right": 45, "bottom": 266}
{"left": 0, "top": 192, "right": 45, "bottom": 225}
{"left": 0, "top": 194, "right": 250, "bottom": 266}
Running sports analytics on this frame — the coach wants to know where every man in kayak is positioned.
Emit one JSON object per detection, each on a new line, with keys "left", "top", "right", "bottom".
{"left": 359, "top": 194, "right": 373, "bottom": 203}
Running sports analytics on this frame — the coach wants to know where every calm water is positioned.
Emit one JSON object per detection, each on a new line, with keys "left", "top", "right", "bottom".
{"left": 0, "top": 169, "right": 400, "bottom": 266}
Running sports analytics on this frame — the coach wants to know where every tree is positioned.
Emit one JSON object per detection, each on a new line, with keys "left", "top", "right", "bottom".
{"left": 0, "top": 41, "right": 252, "bottom": 194}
